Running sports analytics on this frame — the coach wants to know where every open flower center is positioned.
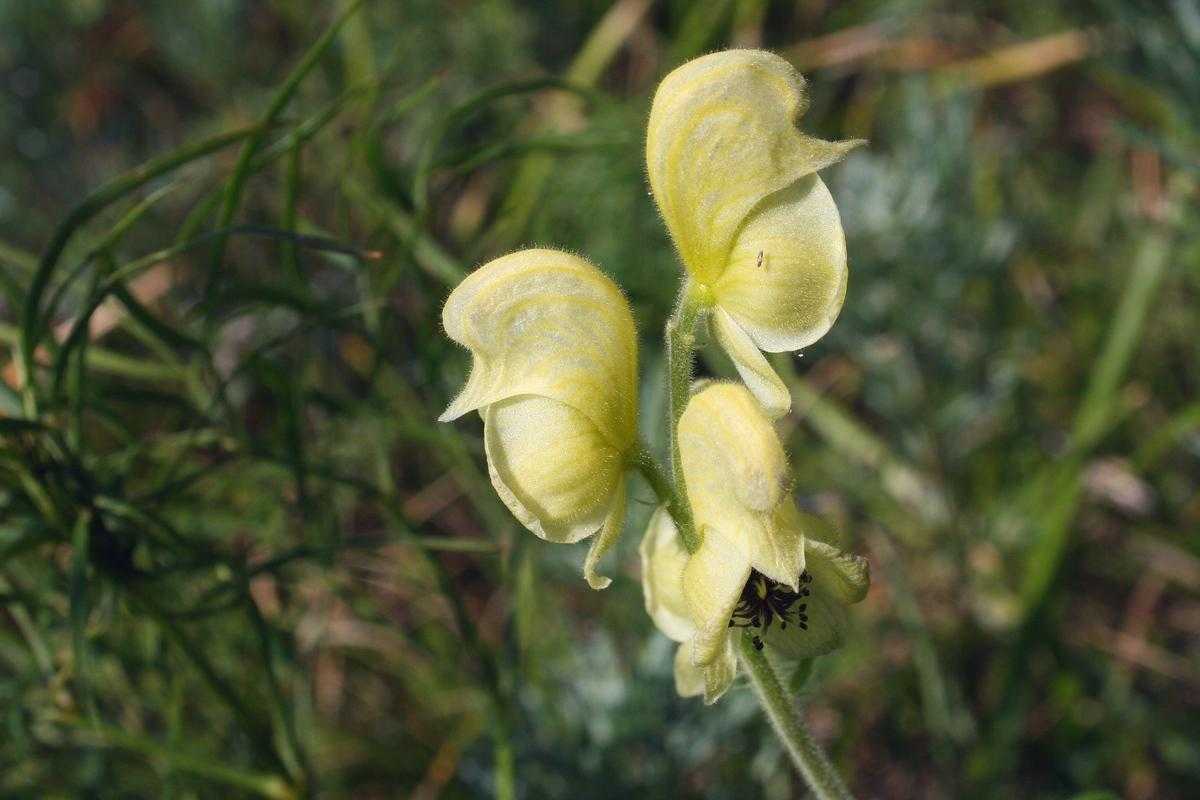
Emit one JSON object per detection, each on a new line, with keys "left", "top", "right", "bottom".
{"left": 728, "top": 569, "right": 812, "bottom": 651}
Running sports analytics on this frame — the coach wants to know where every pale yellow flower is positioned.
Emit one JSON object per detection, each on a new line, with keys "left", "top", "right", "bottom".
{"left": 647, "top": 49, "right": 861, "bottom": 418}
{"left": 641, "top": 383, "right": 869, "bottom": 703}
{"left": 439, "top": 249, "right": 637, "bottom": 589}
{"left": 640, "top": 507, "right": 737, "bottom": 701}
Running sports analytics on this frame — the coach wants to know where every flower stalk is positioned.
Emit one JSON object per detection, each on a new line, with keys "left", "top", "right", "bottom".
{"left": 737, "top": 632, "right": 856, "bottom": 800}
{"left": 664, "top": 281, "right": 708, "bottom": 553}
{"left": 630, "top": 442, "right": 696, "bottom": 553}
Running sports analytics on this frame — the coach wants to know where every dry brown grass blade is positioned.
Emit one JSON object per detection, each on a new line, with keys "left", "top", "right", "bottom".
{"left": 789, "top": 26, "right": 1096, "bottom": 88}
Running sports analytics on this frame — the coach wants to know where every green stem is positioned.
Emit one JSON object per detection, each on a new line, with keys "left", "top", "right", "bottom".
{"left": 630, "top": 442, "right": 696, "bottom": 553}
{"left": 737, "top": 633, "right": 855, "bottom": 800}
{"left": 663, "top": 281, "right": 709, "bottom": 554}
{"left": 492, "top": 711, "right": 516, "bottom": 800}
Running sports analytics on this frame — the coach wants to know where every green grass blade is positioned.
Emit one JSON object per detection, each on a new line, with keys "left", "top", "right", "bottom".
{"left": 71, "top": 723, "right": 295, "bottom": 799}
{"left": 1134, "top": 400, "right": 1200, "bottom": 469}
{"left": 411, "top": 77, "right": 600, "bottom": 219}
{"left": 69, "top": 511, "right": 97, "bottom": 721}
{"left": 1019, "top": 228, "right": 1172, "bottom": 620}
{"left": 206, "top": 0, "right": 368, "bottom": 297}
{"left": 1069, "top": 230, "right": 1173, "bottom": 453}
{"left": 19, "top": 124, "right": 262, "bottom": 407}
{"left": 479, "top": 0, "right": 650, "bottom": 251}
{"left": 345, "top": 179, "right": 466, "bottom": 287}
{"left": 773, "top": 354, "right": 949, "bottom": 526}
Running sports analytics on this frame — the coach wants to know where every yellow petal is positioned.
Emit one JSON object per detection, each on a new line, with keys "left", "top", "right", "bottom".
{"left": 678, "top": 383, "right": 804, "bottom": 589}
{"left": 767, "top": 499, "right": 809, "bottom": 586}
{"left": 484, "top": 396, "right": 623, "bottom": 544}
{"left": 638, "top": 507, "right": 695, "bottom": 643}
{"left": 440, "top": 249, "right": 637, "bottom": 452}
{"left": 703, "top": 636, "right": 738, "bottom": 704}
{"left": 682, "top": 523, "right": 752, "bottom": 665}
{"left": 710, "top": 307, "right": 790, "bottom": 419}
{"left": 673, "top": 636, "right": 738, "bottom": 704}
{"left": 646, "top": 49, "right": 860, "bottom": 284}
{"left": 673, "top": 643, "right": 705, "bottom": 698}
{"left": 714, "top": 175, "right": 848, "bottom": 352}
{"left": 679, "top": 383, "right": 785, "bottom": 512}
{"left": 583, "top": 476, "right": 627, "bottom": 590}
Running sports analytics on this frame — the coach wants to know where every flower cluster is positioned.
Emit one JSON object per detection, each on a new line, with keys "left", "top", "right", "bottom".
{"left": 439, "top": 49, "right": 869, "bottom": 702}
{"left": 642, "top": 383, "right": 868, "bottom": 702}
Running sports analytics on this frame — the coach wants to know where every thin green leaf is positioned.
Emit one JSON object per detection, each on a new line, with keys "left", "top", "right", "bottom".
{"left": 69, "top": 511, "right": 97, "bottom": 720}
{"left": 20, "top": 124, "right": 263, "bottom": 402}
{"left": 206, "top": 0, "right": 369, "bottom": 296}
{"left": 411, "top": 77, "right": 601, "bottom": 219}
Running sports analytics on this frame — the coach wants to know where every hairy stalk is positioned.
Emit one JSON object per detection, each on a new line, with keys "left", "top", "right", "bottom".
{"left": 630, "top": 442, "right": 695, "bottom": 551}
{"left": 737, "top": 633, "right": 856, "bottom": 800}
{"left": 663, "top": 281, "right": 708, "bottom": 553}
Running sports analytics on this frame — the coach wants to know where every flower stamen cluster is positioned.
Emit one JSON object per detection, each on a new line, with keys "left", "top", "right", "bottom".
{"left": 728, "top": 570, "right": 812, "bottom": 651}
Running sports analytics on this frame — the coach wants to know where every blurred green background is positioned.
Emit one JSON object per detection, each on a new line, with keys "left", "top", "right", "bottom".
{"left": 1, "top": 1, "right": 1197, "bottom": 798}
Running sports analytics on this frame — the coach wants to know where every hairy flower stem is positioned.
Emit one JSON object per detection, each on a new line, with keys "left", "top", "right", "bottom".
{"left": 665, "top": 280, "right": 852, "bottom": 799}
{"left": 664, "top": 281, "right": 709, "bottom": 553}
{"left": 737, "top": 633, "right": 856, "bottom": 800}
{"left": 630, "top": 442, "right": 696, "bottom": 552}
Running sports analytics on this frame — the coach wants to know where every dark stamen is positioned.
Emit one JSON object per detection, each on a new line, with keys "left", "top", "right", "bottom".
{"left": 728, "top": 569, "right": 812, "bottom": 647}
